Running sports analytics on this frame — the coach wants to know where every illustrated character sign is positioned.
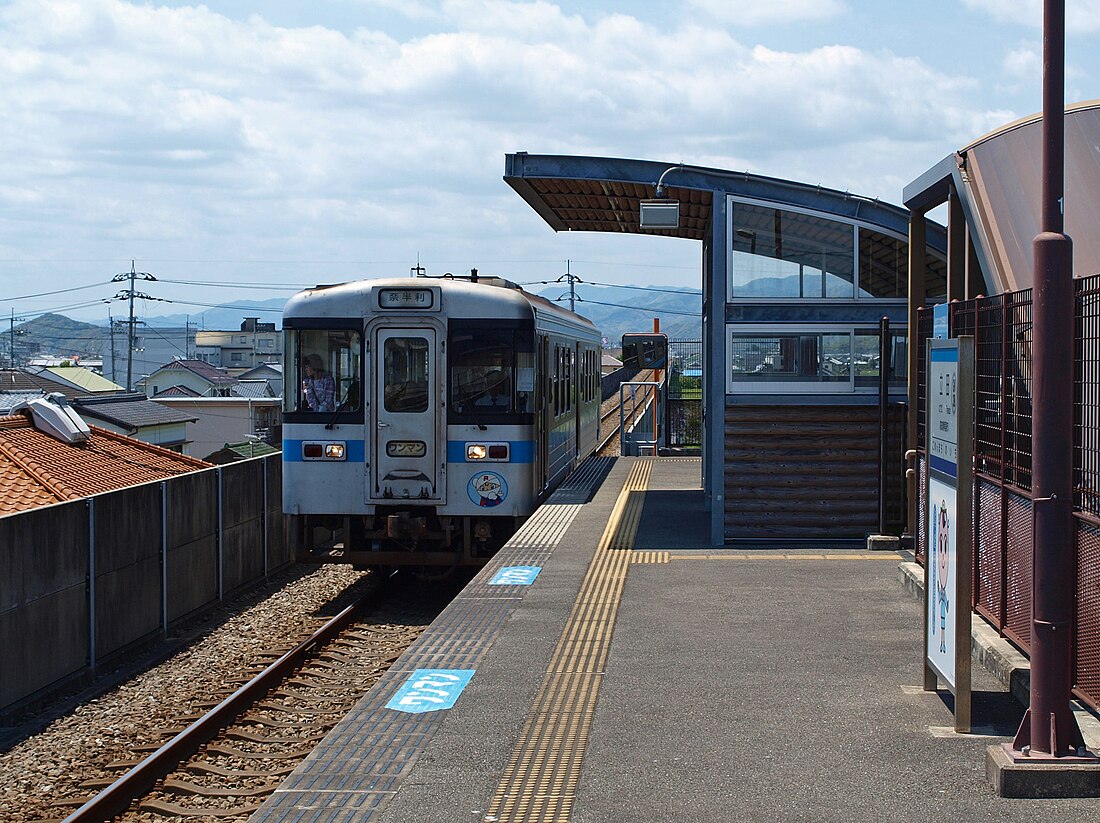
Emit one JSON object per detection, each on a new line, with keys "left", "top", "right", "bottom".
{"left": 932, "top": 498, "right": 951, "bottom": 653}
{"left": 468, "top": 471, "right": 508, "bottom": 508}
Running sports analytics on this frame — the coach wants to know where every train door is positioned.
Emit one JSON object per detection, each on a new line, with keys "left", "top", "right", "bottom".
{"left": 370, "top": 326, "right": 444, "bottom": 502}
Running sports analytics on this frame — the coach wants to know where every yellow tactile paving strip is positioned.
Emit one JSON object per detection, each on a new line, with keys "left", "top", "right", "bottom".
{"left": 484, "top": 459, "right": 899, "bottom": 822}
{"left": 485, "top": 461, "right": 650, "bottom": 822}
{"left": 670, "top": 553, "right": 898, "bottom": 561}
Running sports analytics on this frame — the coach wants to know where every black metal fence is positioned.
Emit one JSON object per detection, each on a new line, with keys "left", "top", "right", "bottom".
{"left": 916, "top": 274, "right": 1100, "bottom": 709}
{"left": 667, "top": 339, "right": 702, "bottom": 449}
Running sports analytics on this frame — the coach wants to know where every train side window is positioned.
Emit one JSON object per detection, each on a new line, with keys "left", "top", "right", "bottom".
{"left": 567, "top": 348, "right": 574, "bottom": 411}
{"left": 449, "top": 327, "right": 526, "bottom": 415}
{"left": 553, "top": 345, "right": 561, "bottom": 417}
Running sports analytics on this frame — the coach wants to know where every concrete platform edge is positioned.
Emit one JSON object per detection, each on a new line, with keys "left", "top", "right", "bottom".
{"left": 900, "top": 559, "right": 1100, "bottom": 796}
{"left": 986, "top": 744, "right": 1100, "bottom": 798}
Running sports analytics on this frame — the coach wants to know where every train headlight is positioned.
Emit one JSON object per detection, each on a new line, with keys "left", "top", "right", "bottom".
{"left": 302, "top": 441, "right": 348, "bottom": 461}
{"left": 465, "top": 442, "right": 510, "bottom": 462}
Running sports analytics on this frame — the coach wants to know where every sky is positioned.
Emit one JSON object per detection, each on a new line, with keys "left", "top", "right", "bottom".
{"left": 1, "top": 0, "right": 1099, "bottom": 328}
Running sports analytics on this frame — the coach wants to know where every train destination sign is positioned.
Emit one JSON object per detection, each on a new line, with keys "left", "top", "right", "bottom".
{"left": 923, "top": 336, "right": 974, "bottom": 733}
{"left": 386, "top": 669, "right": 475, "bottom": 713}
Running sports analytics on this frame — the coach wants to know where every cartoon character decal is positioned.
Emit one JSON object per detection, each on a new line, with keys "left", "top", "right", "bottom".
{"left": 468, "top": 471, "right": 508, "bottom": 508}
{"left": 933, "top": 498, "right": 950, "bottom": 653}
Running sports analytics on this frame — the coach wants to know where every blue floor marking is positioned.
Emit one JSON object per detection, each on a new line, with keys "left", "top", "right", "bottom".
{"left": 386, "top": 669, "right": 476, "bottom": 713}
{"left": 489, "top": 565, "right": 542, "bottom": 585}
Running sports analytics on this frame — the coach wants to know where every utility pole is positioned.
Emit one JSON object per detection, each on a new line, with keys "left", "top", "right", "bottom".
{"left": 7, "top": 310, "right": 27, "bottom": 369}
{"left": 558, "top": 260, "right": 577, "bottom": 312}
{"left": 411, "top": 254, "right": 426, "bottom": 278}
{"left": 112, "top": 260, "right": 157, "bottom": 390}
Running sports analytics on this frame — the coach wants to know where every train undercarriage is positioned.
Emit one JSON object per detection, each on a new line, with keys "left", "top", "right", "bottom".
{"left": 292, "top": 509, "right": 524, "bottom": 576}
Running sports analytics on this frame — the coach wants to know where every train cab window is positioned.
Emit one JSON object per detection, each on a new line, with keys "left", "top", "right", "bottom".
{"left": 449, "top": 326, "right": 534, "bottom": 417}
{"left": 288, "top": 328, "right": 362, "bottom": 414}
{"left": 383, "top": 337, "right": 430, "bottom": 412}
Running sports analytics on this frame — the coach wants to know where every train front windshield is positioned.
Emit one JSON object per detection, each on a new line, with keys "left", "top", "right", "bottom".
{"left": 287, "top": 328, "right": 362, "bottom": 414}
{"left": 449, "top": 326, "right": 534, "bottom": 417}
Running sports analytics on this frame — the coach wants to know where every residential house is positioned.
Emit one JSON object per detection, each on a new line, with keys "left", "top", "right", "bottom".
{"left": 154, "top": 396, "right": 282, "bottom": 460}
{"left": 205, "top": 438, "right": 281, "bottom": 465}
{"left": 146, "top": 359, "right": 237, "bottom": 398}
{"left": 195, "top": 318, "right": 282, "bottom": 372}
{"left": 33, "top": 365, "right": 124, "bottom": 395}
{"left": 236, "top": 363, "right": 283, "bottom": 397}
{"left": 0, "top": 368, "right": 82, "bottom": 399}
{"left": 0, "top": 400, "right": 210, "bottom": 516}
{"left": 71, "top": 393, "right": 197, "bottom": 453}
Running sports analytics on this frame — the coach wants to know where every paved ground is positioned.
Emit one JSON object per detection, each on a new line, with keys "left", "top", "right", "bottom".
{"left": 256, "top": 457, "right": 1100, "bottom": 822}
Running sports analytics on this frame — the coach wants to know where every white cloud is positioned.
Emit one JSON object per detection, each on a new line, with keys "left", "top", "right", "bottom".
{"left": 0, "top": 0, "right": 1032, "bottom": 314}
{"left": 687, "top": 0, "right": 847, "bottom": 26}
{"left": 963, "top": 0, "right": 1100, "bottom": 33}
{"left": 1003, "top": 45, "right": 1041, "bottom": 79}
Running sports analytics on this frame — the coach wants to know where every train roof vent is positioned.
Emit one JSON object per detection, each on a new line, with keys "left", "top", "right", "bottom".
{"left": 13, "top": 393, "right": 91, "bottom": 444}
{"left": 478, "top": 276, "right": 522, "bottom": 290}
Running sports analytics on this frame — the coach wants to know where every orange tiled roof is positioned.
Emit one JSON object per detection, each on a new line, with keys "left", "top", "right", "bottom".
{"left": 0, "top": 412, "right": 212, "bottom": 515}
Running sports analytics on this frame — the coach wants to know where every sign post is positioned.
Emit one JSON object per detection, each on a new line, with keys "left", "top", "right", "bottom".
{"left": 923, "top": 336, "right": 974, "bottom": 733}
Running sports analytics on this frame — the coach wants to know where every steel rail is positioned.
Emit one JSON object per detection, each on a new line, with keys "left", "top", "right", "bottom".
{"left": 596, "top": 420, "right": 621, "bottom": 455}
{"left": 61, "top": 596, "right": 369, "bottom": 823}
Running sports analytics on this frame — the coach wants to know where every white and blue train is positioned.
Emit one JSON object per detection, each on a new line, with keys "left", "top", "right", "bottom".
{"left": 282, "top": 273, "right": 601, "bottom": 572}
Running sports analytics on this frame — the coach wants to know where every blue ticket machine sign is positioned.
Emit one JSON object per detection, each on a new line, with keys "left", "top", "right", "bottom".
{"left": 924, "top": 337, "right": 974, "bottom": 733}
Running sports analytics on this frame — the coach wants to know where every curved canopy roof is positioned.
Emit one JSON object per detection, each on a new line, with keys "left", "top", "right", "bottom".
{"left": 504, "top": 153, "right": 944, "bottom": 250}
{"left": 905, "top": 99, "right": 1100, "bottom": 292}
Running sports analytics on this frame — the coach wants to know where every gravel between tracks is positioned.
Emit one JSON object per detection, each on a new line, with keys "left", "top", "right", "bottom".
{"left": 0, "top": 563, "right": 372, "bottom": 823}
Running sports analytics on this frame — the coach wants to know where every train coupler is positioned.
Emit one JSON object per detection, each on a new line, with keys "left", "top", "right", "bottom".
{"left": 387, "top": 512, "right": 428, "bottom": 541}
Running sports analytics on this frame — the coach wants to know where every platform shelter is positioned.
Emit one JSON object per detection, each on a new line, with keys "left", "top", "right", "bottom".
{"left": 505, "top": 153, "right": 949, "bottom": 545}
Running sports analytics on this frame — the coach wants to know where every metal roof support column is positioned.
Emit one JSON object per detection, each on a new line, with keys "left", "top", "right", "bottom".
{"left": 906, "top": 212, "right": 927, "bottom": 545}
{"left": 947, "top": 187, "right": 967, "bottom": 303}
{"left": 707, "top": 196, "right": 728, "bottom": 547}
{"left": 966, "top": 234, "right": 984, "bottom": 299}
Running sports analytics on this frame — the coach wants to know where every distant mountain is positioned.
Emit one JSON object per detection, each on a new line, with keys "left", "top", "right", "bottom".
{"left": 532, "top": 283, "right": 702, "bottom": 344}
{"left": 12, "top": 313, "right": 109, "bottom": 360}
{"left": 136, "top": 297, "right": 288, "bottom": 330}
{"left": 14, "top": 285, "right": 701, "bottom": 362}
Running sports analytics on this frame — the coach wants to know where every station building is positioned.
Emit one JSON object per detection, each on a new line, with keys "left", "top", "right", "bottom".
{"left": 504, "top": 153, "right": 951, "bottom": 546}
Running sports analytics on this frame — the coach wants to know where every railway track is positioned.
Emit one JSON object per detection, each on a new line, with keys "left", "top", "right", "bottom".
{"left": 47, "top": 577, "right": 453, "bottom": 823}
{"left": 597, "top": 369, "right": 658, "bottom": 456}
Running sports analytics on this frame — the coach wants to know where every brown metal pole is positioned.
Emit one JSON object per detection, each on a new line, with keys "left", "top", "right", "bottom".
{"left": 878, "top": 316, "right": 890, "bottom": 535}
{"left": 1014, "top": 0, "right": 1086, "bottom": 757}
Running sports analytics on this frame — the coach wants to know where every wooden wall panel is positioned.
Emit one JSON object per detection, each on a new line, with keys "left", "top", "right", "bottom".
{"left": 724, "top": 405, "right": 906, "bottom": 540}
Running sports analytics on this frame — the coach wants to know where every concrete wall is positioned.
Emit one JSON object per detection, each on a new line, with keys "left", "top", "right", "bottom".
{"left": 0, "top": 502, "right": 89, "bottom": 712}
{"left": 0, "top": 454, "right": 289, "bottom": 716}
{"left": 166, "top": 470, "right": 218, "bottom": 622}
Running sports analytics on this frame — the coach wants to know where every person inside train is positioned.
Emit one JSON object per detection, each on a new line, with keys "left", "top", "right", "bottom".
{"left": 475, "top": 370, "right": 511, "bottom": 409}
{"left": 301, "top": 353, "right": 336, "bottom": 412}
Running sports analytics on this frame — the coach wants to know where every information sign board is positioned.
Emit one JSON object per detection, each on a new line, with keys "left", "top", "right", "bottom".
{"left": 923, "top": 336, "right": 974, "bottom": 733}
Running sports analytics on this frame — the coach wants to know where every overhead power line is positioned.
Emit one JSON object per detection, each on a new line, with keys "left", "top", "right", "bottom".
{"left": 555, "top": 296, "right": 700, "bottom": 317}
{"left": 6, "top": 281, "right": 113, "bottom": 302}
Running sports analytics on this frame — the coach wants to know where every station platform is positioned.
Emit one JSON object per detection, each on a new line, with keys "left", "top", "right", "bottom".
{"left": 250, "top": 456, "right": 1100, "bottom": 822}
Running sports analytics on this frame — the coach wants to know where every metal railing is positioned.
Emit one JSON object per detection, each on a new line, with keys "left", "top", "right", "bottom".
{"left": 619, "top": 380, "right": 663, "bottom": 456}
